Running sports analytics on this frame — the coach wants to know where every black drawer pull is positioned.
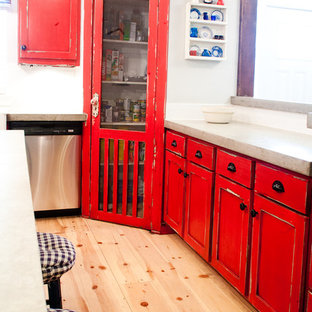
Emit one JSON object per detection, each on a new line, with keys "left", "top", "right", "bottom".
{"left": 184, "top": 172, "right": 189, "bottom": 178}
{"left": 171, "top": 140, "right": 177, "bottom": 147}
{"left": 227, "top": 162, "right": 236, "bottom": 173}
{"left": 272, "top": 180, "right": 285, "bottom": 193}
{"left": 195, "top": 150, "right": 202, "bottom": 159}
{"left": 250, "top": 209, "right": 258, "bottom": 218}
{"left": 178, "top": 168, "right": 183, "bottom": 174}
{"left": 240, "top": 203, "right": 247, "bottom": 211}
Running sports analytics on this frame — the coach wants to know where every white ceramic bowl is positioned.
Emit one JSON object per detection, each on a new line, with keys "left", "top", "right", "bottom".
{"left": 202, "top": 105, "right": 234, "bottom": 124}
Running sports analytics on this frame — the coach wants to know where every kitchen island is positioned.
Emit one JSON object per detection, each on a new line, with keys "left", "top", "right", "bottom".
{"left": 0, "top": 130, "right": 46, "bottom": 312}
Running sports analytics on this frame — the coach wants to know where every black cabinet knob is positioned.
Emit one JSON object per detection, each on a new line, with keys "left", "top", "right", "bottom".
{"left": 171, "top": 140, "right": 177, "bottom": 147}
{"left": 250, "top": 209, "right": 258, "bottom": 218}
{"left": 195, "top": 150, "right": 202, "bottom": 159}
{"left": 184, "top": 172, "right": 189, "bottom": 178}
{"left": 21, "top": 45, "right": 27, "bottom": 51}
{"left": 178, "top": 168, "right": 183, "bottom": 174}
{"left": 272, "top": 180, "right": 285, "bottom": 193}
{"left": 240, "top": 203, "right": 247, "bottom": 211}
{"left": 227, "top": 162, "right": 236, "bottom": 173}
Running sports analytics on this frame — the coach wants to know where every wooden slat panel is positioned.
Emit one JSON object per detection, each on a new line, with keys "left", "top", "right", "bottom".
{"left": 103, "top": 139, "right": 109, "bottom": 213}
{"left": 122, "top": 140, "right": 129, "bottom": 216}
{"left": 113, "top": 139, "right": 119, "bottom": 214}
{"left": 132, "top": 141, "right": 139, "bottom": 217}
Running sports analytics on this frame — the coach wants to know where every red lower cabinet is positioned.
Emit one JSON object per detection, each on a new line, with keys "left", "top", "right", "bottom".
{"left": 163, "top": 151, "right": 186, "bottom": 236}
{"left": 250, "top": 194, "right": 308, "bottom": 312}
{"left": 184, "top": 162, "right": 213, "bottom": 260}
{"left": 307, "top": 291, "right": 312, "bottom": 311}
{"left": 211, "top": 175, "right": 251, "bottom": 294}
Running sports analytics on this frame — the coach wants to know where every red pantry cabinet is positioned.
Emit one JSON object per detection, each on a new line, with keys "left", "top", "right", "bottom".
{"left": 81, "top": 0, "right": 170, "bottom": 233}
{"left": 18, "top": 0, "right": 81, "bottom": 66}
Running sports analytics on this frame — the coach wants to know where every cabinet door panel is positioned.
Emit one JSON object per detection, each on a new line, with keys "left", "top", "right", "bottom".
{"left": 163, "top": 151, "right": 185, "bottom": 236}
{"left": 19, "top": 0, "right": 80, "bottom": 65}
{"left": 307, "top": 291, "right": 312, "bottom": 312}
{"left": 211, "top": 175, "right": 250, "bottom": 294}
{"left": 184, "top": 162, "right": 213, "bottom": 260}
{"left": 250, "top": 195, "right": 308, "bottom": 312}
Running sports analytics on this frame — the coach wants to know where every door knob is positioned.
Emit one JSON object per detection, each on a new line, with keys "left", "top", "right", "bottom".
{"left": 21, "top": 45, "right": 27, "bottom": 51}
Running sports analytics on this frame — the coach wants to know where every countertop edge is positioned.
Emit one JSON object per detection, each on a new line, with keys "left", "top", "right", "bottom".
{"left": 7, "top": 113, "right": 88, "bottom": 122}
{"left": 165, "top": 120, "right": 312, "bottom": 177}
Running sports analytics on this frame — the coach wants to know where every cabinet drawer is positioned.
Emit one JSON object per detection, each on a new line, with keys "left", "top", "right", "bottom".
{"left": 216, "top": 150, "right": 253, "bottom": 188}
{"left": 165, "top": 131, "right": 186, "bottom": 157}
{"left": 187, "top": 139, "right": 214, "bottom": 170}
{"left": 255, "top": 163, "right": 309, "bottom": 214}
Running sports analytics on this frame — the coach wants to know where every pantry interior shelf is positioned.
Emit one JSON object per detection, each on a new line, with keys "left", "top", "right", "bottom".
{"left": 101, "top": 122, "right": 146, "bottom": 126}
{"left": 103, "top": 39, "right": 148, "bottom": 46}
{"left": 102, "top": 81, "right": 147, "bottom": 86}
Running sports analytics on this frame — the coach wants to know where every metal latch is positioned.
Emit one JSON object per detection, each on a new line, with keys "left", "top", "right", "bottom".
{"left": 91, "top": 93, "right": 99, "bottom": 118}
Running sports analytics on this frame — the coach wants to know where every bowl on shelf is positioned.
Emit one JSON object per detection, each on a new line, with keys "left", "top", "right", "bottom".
{"left": 202, "top": 105, "right": 234, "bottom": 124}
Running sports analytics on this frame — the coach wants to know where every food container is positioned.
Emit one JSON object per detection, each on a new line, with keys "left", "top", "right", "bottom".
{"left": 202, "top": 105, "right": 234, "bottom": 124}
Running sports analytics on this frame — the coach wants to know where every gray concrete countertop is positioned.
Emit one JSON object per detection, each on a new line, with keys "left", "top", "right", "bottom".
{"left": 7, "top": 113, "right": 88, "bottom": 122}
{"left": 165, "top": 119, "right": 312, "bottom": 177}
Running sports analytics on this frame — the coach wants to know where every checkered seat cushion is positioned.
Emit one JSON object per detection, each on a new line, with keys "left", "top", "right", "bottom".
{"left": 37, "top": 232, "right": 76, "bottom": 284}
{"left": 47, "top": 309, "right": 76, "bottom": 312}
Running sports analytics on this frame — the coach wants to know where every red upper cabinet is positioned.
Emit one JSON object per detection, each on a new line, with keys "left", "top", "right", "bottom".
{"left": 18, "top": 0, "right": 81, "bottom": 66}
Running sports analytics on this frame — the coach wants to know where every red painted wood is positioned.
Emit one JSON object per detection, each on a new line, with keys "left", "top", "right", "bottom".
{"left": 211, "top": 175, "right": 251, "bottom": 295}
{"left": 103, "top": 139, "right": 109, "bottom": 213}
{"left": 81, "top": 0, "right": 93, "bottom": 218}
{"left": 184, "top": 162, "right": 213, "bottom": 260}
{"left": 255, "top": 163, "right": 309, "bottom": 214}
{"left": 19, "top": 0, "right": 80, "bottom": 65}
{"left": 216, "top": 149, "right": 254, "bottom": 188}
{"left": 163, "top": 151, "right": 186, "bottom": 236}
{"left": 132, "top": 142, "right": 139, "bottom": 218}
{"left": 122, "top": 141, "right": 129, "bottom": 216}
{"left": 187, "top": 139, "right": 215, "bottom": 170}
{"left": 113, "top": 140, "right": 119, "bottom": 214}
{"left": 165, "top": 131, "right": 186, "bottom": 157}
{"left": 307, "top": 291, "right": 312, "bottom": 312}
{"left": 149, "top": 0, "right": 171, "bottom": 234}
{"left": 250, "top": 194, "right": 308, "bottom": 312}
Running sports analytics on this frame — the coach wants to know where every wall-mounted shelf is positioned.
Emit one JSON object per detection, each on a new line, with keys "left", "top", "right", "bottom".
{"left": 185, "top": 1, "right": 227, "bottom": 61}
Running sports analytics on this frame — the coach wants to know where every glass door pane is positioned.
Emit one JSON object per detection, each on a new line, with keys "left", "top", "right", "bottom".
{"left": 100, "top": 0, "right": 149, "bottom": 131}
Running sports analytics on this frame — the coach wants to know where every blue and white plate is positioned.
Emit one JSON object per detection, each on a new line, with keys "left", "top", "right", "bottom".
{"left": 211, "top": 10, "right": 224, "bottom": 21}
{"left": 199, "top": 26, "right": 213, "bottom": 40}
{"left": 190, "top": 8, "right": 201, "bottom": 19}
{"left": 212, "top": 46, "right": 223, "bottom": 57}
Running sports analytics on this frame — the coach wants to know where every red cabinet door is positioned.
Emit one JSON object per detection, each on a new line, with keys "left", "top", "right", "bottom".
{"left": 19, "top": 0, "right": 80, "bottom": 65}
{"left": 211, "top": 175, "right": 251, "bottom": 294}
{"left": 250, "top": 194, "right": 308, "bottom": 312}
{"left": 163, "top": 151, "right": 186, "bottom": 236}
{"left": 184, "top": 162, "right": 213, "bottom": 260}
{"left": 307, "top": 291, "right": 312, "bottom": 312}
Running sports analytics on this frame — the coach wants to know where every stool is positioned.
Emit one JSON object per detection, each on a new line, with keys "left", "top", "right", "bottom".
{"left": 37, "top": 232, "right": 76, "bottom": 309}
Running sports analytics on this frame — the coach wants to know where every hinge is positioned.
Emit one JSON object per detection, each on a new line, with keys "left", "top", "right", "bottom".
{"left": 91, "top": 93, "right": 99, "bottom": 118}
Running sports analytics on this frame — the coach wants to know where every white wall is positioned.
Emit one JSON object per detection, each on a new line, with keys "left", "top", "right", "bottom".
{"left": 166, "top": 0, "right": 240, "bottom": 119}
{"left": 0, "top": 1, "right": 84, "bottom": 114}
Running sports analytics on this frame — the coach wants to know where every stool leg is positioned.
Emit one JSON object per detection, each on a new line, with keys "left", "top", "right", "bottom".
{"left": 48, "top": 279, "right": 62, "bottom": 309}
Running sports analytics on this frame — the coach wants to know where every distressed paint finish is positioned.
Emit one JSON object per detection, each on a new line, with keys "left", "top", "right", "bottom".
{"left": 211, "top": 175, "right": 251, "bottom": 295}
{"left": 18, "top": 0, "right": 81, "bottom": 66}
{"left": 250, "top": 194, "right": 308, "bottom": 312}
{"left": 88, "top": 0, "right": 163, "bottom": 229}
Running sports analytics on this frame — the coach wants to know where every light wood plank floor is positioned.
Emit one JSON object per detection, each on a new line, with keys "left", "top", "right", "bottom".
{"left": 36, "top": 217, "right": 256, "bottom": 312}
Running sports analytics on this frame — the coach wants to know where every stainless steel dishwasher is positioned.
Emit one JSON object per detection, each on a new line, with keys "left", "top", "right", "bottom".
{"left": 9, "top": 121, "right": 82, "bottom": 212}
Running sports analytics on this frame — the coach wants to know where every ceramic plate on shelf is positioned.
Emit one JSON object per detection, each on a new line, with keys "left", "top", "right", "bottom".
{"left": 189, "top": 45, "right": 201, "bottom": 56}
{"left": 212, "top": 46, "right": 223, "bottom": 57}
{"left": 190, "top": 8, "right": 201, "bottom": 19}
{"left": 199, "top": 26, "right": 213, "bottom": 40}
{"left": 211, "top": 10, "right": 224, "bottom": 21}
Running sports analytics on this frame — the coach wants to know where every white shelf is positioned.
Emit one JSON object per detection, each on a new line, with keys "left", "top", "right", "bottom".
{"left": 190, "top": 19, "right": 227, "bottom": 26}
{"left": 102, "top": 80, "right": 147, "bottom": 86}
{"left": 185, "top": 55, "right": 226, "bottom": 61}
{"left": 189, "top": 3, "right": 227, "bottom": 9}
{"left": 101, "top": 122, "right": 145, "bottom": 126}
{"left": 189, "top": 38, "right": 226, "bottom": 44}
{"left": 103, "top": 39, "right": 148, "bottom": 46}
{"left": 185, "top": 1, "right": 227, "bottom": 61}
